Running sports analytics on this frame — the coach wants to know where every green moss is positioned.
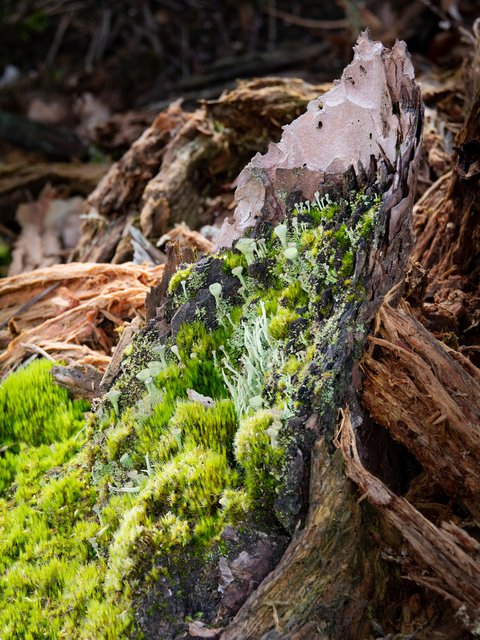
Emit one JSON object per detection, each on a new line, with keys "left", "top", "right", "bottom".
{"left": 0, "top": 359, "right": 88, "bottom": 446}
{"left": 222, "top": 249, "right": 246, "bottom": 272}
{"left": 105, "top": 446, "right": 237, "bottom": 591}
{"left": 168, "top": 265, "right": 194, "bottom": 294}
{"left": 283, "top": 355, "right": 302, "bottom": 376}
{"left": 280, "top": 281, "right": 309, "bottom": 309}
{"left": 106, "top": 414, "right": 136, "bottom": 461}
{"left": 219, "top": 487, "right": 251, "bottom": 521}
{"left": 300, "top": 228, "right": 318, "bottom": 249}
{"left": 170, "top": 399, "right": 237, "bottom": 454}
{"left": 297, "top": 199, "right": 340, "bottom": 225}
{"left": 0, "top": 454, "right": 108, "bottom": 638}
{"left": 359, "top": 208, "right": 375, "bottom": 237}
{"left": 234, "top": 411, "right": 283, "bottom": 511}
{"left": 269, "top": 307, "right": 299, "bottom": 340}
{"left": 339, "top": 251, "right": 355, "bottom": 278}
{"left": 334, "top": 223, "right": 350, "bottom": 249}
{"left": 175, "top": 320, "right": 229, "bottom": 366}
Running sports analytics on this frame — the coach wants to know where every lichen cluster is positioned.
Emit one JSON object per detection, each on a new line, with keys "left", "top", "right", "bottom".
{"left": 0, "top": 188, "right": 381, "bottom": 638}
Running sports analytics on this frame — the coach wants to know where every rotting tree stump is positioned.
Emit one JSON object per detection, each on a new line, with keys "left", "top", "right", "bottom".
{"left": 130, "top": 33, "right": 431, "bottom": 639}
{"left": 207, "top": 33, "right": 424, "bottom": 640}
{"left": 42, "top": 31, "right": 479, "bottom": 640}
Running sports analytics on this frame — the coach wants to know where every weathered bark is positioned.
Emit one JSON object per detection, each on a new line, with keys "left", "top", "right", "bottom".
{"left": 412, "top": 68, "right": 480, "bottom": 371}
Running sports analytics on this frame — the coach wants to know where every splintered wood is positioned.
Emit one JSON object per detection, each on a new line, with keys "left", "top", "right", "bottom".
{"left": 336, "top": 406, "right": 480, "bottom": 636}
{"left": 361, "top": 301, "right": 480, "bottom": 510}
{"left": 0, "top": 262, "right": 164, "bottom": 374}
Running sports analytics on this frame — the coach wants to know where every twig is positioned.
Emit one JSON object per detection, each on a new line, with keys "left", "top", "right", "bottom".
{"left": 45, "top": 12, "right": 72, "bottom": 68}
{"left": 20, "top": 342, "right": 56, "bottom": 362}
{"left": 262, "top": 5, "right": 348, "bottom": 31}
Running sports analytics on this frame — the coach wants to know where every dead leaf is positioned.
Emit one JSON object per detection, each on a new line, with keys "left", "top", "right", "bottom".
{"left": 9, "top": 187, "right": 84, "bottom": 276}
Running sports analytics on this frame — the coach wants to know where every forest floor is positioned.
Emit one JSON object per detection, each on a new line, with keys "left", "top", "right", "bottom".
{"left": 0, "top": 2, "right": 479, "bottom": 639}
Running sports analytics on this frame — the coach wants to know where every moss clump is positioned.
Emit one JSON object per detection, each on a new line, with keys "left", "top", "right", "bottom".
{"left": 234, "top": 410, "right": 283, "bottom": 511}
{"left": 280, "top": 281, "right": 309, "bottom": 309}
{"left": 339, "top": 250, "right": 355, "bottom": 278}
{"left": 105, "top": 446, "right": 238, "bottom": 592}
{"left": 168, "top": 265, "right": 194, "bottom": 294}
{"left": 269, "top": 307, "right": 299, "bottom": 340}
{"left": 0, "top": 359, "right": 89, "bottom": 496}
{"left": 0, "top": 448, "right": 114, "bottom": 639}
{"left": 170, "top": 399, "right": 237, "bottom": 454}
{"left": 0, "top": 359, "right": 88, "bottom": 446}
{"left": 222, "top": 249, "right": 246, "bottom": 272}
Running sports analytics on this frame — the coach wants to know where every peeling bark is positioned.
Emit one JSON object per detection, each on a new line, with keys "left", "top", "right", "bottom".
{"left": 216, "top": 34, "right": 420, "bottom": 248}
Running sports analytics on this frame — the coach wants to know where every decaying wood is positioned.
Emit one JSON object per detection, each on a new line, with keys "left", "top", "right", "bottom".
{"left": 99, "top": 316, "right": 143, "bottom": 393}
{"left": 72, "top": 101, "right": 189, "bottom": 262}
{"left": 51, "top": 362, "right": 103, "bottom": 400}
{"left": 216, "top": 33, "right": 423, "bottom": 639}
{"left": 157, "top": 222, "right": 213, "bottom": 255}
{"left": 221, "top": 441, "right": 370, "bottom": 640}
{"left": 75, "top": 78, "right": 329, "bottom": 261}
{"left": 84, "top": 101, "right": 188, "bottom": 223}
{"left": 0, "top": 262, "right": 163, "bottom": 374}
{"left": 336, "top": 408, "right": 480, "bottom": 636}
{"left": 361, "top": 300, "right": 480, "bottom": 518}
{"left": 413, "top": 87, "right": 480, "bottom": 282}
{"left": 412, "top": 31, "right": 480, "bottom": 336}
